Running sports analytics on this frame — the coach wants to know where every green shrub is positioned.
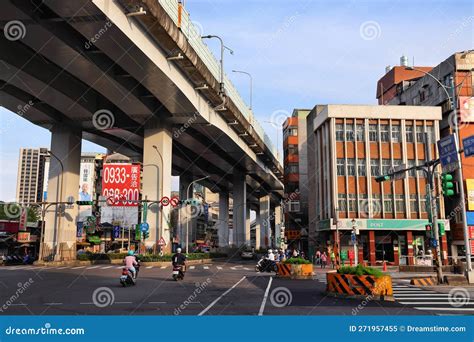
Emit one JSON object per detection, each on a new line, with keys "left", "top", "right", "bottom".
{"left": 337, "top": 264, "right": 384, "bottom": 277}
{"left": 284, "top": 257, "right": 311, "bottom": 265}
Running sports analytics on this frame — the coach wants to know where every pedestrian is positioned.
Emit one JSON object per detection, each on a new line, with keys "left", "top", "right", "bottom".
{"left": 292, "top": 249, "right": 299, "bottom": 258}
{"left": 315, "top": 250, "right": 321, "bottom": 265}
{"left": 330, "top": 250, "right": 336, "bottom": 269}
{"left": 321, "top": 252, "right": 327, "bottom": 269}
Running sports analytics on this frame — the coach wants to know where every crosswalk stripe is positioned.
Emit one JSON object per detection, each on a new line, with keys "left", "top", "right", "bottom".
{"left": 395, "top": 294, "right": 449, "bottom": 297}
{"left": 57, "top": 266, "right": 69, "bottom": 270}
{"left": 217, "top": 266, "right": 223, "bottom": 270}
{"left": 87, "top": 266, "right": 100, "bottom": 269}
{"left": 414, "top": 307, "right": 474, "bottom": 312}
{"left": 146, "top": 266, "right": 153, "bottom": 269}
{"left": 72, "top": 266, "right": 85, "bottom": 269}
{"left": 395, "top": 297, "right": 452, "bottom": 300}
{"left": 189, "top": 266, "right": 195, "bottom": 270}
{"left": 160, "top": 266, "right": 167, "bottom": 269}
{"left": 101, "top": 266, "right": 113, "bottom": 269}
{"left": 399, "top": 302, "right": 474, "bottom": 305}
{"left": 203, "top": 266, "right": 209, "bottom": 269}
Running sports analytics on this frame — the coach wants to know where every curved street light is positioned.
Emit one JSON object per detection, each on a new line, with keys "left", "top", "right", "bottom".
{"left": 232, "top": 69, "right": 253, "bottom": 110}
{"left": 185, "top": 175, "right": 210, "bottom": 253}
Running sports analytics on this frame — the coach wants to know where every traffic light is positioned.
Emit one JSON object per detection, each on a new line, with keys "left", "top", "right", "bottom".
{"left": 441, "top": 173, "right": 455, "bottom": 197}
{"left": 375, "top": 175, "right": 390, "bottom": 183}
{"left": 76, "top": 201, "right": 94, "bottom": 205}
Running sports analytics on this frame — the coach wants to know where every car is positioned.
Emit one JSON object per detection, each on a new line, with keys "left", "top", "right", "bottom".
{"left": 241, "top": 250, "right": 256, "bottom": 260}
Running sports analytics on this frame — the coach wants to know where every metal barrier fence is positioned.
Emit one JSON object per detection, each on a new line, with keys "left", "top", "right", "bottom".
{"left": 158, "top": 0, "right": 279, "bottom": 161}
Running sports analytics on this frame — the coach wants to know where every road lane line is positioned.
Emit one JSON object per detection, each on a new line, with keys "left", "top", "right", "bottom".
{"left": 203, "top": 266, "right": 209, "bottom": 270}
{"left": 160, "top": 266, "right": 167, "bottom": 269}
{"left": 149, "top": 301, "right": 167, "bottom": 304}
{"left": 71, "top": 266, "right": 85, "bottom": 269}
{"left": 243, "top": 267, "right": 250, "bottom": 270}
{"left": 87, "top": 266, "right": 100, "bottom": 269}
{"left": 100, "top": 266, "right": 113, "bottom": 269}
{"left": 44, "top": 303, "right": 62, "bottom": 305}
{"left": 56, "top": 267, "right": 69, "bottom": 270}
{"left": 146, "top": 266, "right": 153, "bottom": 269}
{"left": 198, "top": 276, "right": 246, "bottom": 316}
{"left": 258, "top": 277, "right": 273, "bottom": 316}
{"left": 114, "top": 302, "right": 132, "bottom": 304}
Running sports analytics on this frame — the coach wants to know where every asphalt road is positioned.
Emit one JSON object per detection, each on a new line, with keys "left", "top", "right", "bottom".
{"left": 0, "top": 260, "right": 467, "bottom": 316}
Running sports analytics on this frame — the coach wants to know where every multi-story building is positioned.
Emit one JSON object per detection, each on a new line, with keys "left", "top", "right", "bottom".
{"left": 378, "top": 51, "right": 474, "bottom": 258}
{"left": 16, "top": 148, "right": 49, "bottom": 203}
{"left": 306, "top": 104, "right": 450, "bottom": 266}
{"left": 283, "top": 109, "right": 311, "bottom": 253}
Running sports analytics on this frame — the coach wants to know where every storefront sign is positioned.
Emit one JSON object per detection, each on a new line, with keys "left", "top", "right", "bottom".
{"left": 326, "top": 218, "right": 450, "bottom": 231}
{"left": 467, "top": 180, "right": 474, "bottom": 210}
{"left": 101, "top": 163, "right": 140, "bottom": 206}
{"left": 17, "top": 232, "right": 30, "bottom": 242}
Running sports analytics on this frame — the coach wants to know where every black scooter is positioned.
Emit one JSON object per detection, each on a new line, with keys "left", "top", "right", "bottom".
{"left": 255, "top": 256, "right": 278, "bottom": 273}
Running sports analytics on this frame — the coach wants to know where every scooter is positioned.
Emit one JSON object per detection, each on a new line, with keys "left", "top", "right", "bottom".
{"left": 255, "top": 256, "right": 278, "bottom": 273}
{"left": 172, "top": 264, "right": 185, "bottom": 281}
{"left": 120, "top": 260, "right": 140, "bottom": 287}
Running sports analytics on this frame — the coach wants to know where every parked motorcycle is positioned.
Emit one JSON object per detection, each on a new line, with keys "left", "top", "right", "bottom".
{"left": 255, "top": 256, "right": 278, "bottom": 273}
{"left": 172, "top": 264, "right": 185, "bottom": 281}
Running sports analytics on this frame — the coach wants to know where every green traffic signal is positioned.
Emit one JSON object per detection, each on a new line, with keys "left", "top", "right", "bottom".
{"left": 375, "top": 175, "right": 390, "bottom": 183}
{"left": 441, "top": 173, "right": 455, "bottom": 197}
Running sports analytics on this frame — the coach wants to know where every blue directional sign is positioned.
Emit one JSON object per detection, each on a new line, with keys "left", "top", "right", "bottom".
{"left": 113, "top": 225, "right": 120, "bottom": 238}
{"left": 437, "top": 134, "right": 459, "bottom": 173}
{"left": 140, "top": 222, "right": 149, "bottom": 233}
{"left": 463, "top": 135, "right": 474, "bottom": 157}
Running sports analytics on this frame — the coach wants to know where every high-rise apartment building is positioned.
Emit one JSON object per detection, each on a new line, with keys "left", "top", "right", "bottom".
{"left": 16, "top": 148, "right": 49, "bottom": 203}
{"left": 306, "top": 105, "right": 449, "bottom": 266}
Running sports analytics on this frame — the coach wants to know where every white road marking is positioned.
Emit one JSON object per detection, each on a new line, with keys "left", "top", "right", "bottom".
{"left": 149, "top": 301, "right": 167, "bottom": 304}
{"left": 114, "top": 302, "right": 132, "bottom": 304}
{"left": 230, "top": 267, "right": 237, "bottom": 270}
{"left": 414, "top": 307, "right": 474, "bottom": 312}
{"left": 395, "top": 294, "right": 449, "bottom": 297}
{"left": 116, "top": 266, "right": 123, "bottom": 269}
{"left": 146, "top": 266, "right": 153, "bottom": 269}
{"left": 160, "top": 266, "right": 167, "bottom": 269}
{"left": 71, "top": 266, "right": 85, "bottom": 269}
{"left": 189, "top": 266, "right": 195, "bottom": 270}
{"left": 216, "top": 266, "right": 223, "bottom": 270}
{"left": 258, "top": 277, "right": 273, "bottom": 316}
{"left": 79, "top": 302, "right": 94, "bottom": 305}
{"left": 101, "top": 266, "right": 113, "bottom": 269}
{"left": 243, "top": 267, "right": 250, "bottom": 271}
{"left": 399, "top": 302, "right": 474, "bottom": 305}
{"left": 11, "top": 303, "right": 28, "bottom": 306}
{"left": 203, "top": 266, "right": 209, "bottom": 270}
{"left": 198, "top": 276, "right": 246, "bottom": 316}
{"left": 44, "top": 303, "right": 62, "bottom": 305}
{"left": 56, "top": 266, "right": 69, "bottom": 270}
{"left": 87, "top": 266, "right": 100, "bottom": 269}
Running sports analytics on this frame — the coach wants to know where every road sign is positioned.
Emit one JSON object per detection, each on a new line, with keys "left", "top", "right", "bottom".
{"left": 140, "top": 222, "right": 149, "bottom": 233}
{"left": 170, "top": 196, "right": 180, "bottom": 207}
{"left": 351, "top": 232, "right": 356, "bottom": 245}
{"left": 160, "top": 196, "right": 170, "bottom": 206}
{"left": 463, "top": 135, "right": 474, "bottom": 157}
{"left": 158, "top": 237, "right": 166, "bottom": 246}
{"left": 437, "top": 134, "right": 459, "bottom": 173}
{"left": 113, "top": 225, "right": 120, "bottom": 238}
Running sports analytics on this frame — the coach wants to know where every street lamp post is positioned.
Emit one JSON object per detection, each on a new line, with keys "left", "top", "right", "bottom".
{"left": 48, "top": 151, "right": 64, "bottom": 261}
{"left": 406, "top": 67, "right": 472, "bottom": 274}
{"left": 185, "top": 175, "right": 210, "bottom": 253}
{"left": 201, "top": 35, "right": 233, "bottom": 96}
{"left": 232, "top": 70, "right": 253, "bottom": 110}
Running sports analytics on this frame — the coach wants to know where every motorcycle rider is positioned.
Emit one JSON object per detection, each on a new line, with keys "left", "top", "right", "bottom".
{"left": 172, "top": 247, "right": 186, "bottom": 272}
{"left": 123, "top": 250, "right": 138, "bottom": 279}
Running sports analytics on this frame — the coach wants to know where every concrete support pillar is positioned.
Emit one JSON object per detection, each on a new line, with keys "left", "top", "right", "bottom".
{"left": 407, "top": 231, "right": 414, "bottom": 266}
{"left": 259, "top": 195, "right": 270, "bottom": 248}
{"left": 368, "top": 230, "right": 376, "bottom": 266}
{"left": 255, "top": 209, "right": 261, "bottom": 250}
{"left": 218, "top": 192, "right": 229, "bottom": 247}
{"left": 232, "top": 170, "right": 247, "bottom": 248}
{"left": 44, "top": 124, "right": 82, "bottom": 261}
{"left": 245, "top": 205, "right": 251, "bottom": 247}
{"left": 142, "top": 119, "right": 172, "bottom": 253}
{"left": 274, "top": 204, "right": 282, "bottom": 248}
{"left": 179, "top": 174, "right": 193, "bottom": 250}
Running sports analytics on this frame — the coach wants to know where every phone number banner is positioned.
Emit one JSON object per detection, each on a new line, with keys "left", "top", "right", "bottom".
{"left": 101, "top": 164, "right": 140, "bottom": 206}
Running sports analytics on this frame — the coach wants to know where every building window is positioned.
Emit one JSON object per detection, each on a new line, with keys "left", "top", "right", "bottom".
{"left": 337, "top": 158, "right": 345, "bottom": 176}
{"left": 289, "top": 128, "right": 298, "bottom": 136}
{"left": 369, "top": 124, "right": 378, "bottom": 142}
{"left": 359, "top": 194, "right": 368, "bottom": 216}
{"left": 336, "top": 124, "right": 344, "bottom": 141}
{"left": 419, "top": 197, "right": 427, "bottom": 213}
{"left": 406, "top": 125, "right": 414, "bottom": 143}
{"left": 372, "top": 194, "right": 382, "bottom": 216}
{"left": 357, "top": 158, "right": 366, "bottom": 176}
{"left": 286, "top": 163, "right": 298, "bottom": 174}
{"left": 383, "top": 194, "right": 393, "bottom": 212}
{"left": 426, "top": 125, "right": 436, "bottom": 143}
{"left": 288, "top": 201, "right": 300, "bottom": 212}
{"left": 382, "top": 159, "right": 391, "bottom": 175}
{"left": 338, "top": 194, "right": 347, "bottom": 212}
{"left": 380, "top": 124, "right": 390, "bottom": 142}
{"left": 395, "top": 194, "right": 405, "bottom": 213}
{"left": 407, "top": 159, "right": 417, "bottom": 177}
{"left": 347, "top": 158, "right": 356, "bottom": 176}
{"left": 356, "top": 124, "right": 365, "bottom": 141}
{"left": 345, "top": 123, "right": 354, "bottom": 141}
{"left": 348, "top": 194, "right": 357, "bottom": 212}
{"left": 287, "top": 145, "right": 298, "bottom": 155}
{"left": 416, "top": 126, "right": 425, "bottom": 143}
{"left": 370, "top": 159, "right": 380, "bottom": 176}
{"left": 391, "top": 125, "right": 401, "bottom": 143}
{"left": 410, "top": 194, "right": 418, "bottom": 212}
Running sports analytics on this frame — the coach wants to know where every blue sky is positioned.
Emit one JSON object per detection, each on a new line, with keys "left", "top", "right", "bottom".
{"left": 0, "top": 0, "right": 472, "bottom": 200}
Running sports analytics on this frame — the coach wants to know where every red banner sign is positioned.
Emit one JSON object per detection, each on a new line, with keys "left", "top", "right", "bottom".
{"left": 101, "top": 164, "right": 140, "bottom": 206}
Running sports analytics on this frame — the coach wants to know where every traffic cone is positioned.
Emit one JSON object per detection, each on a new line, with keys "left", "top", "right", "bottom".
{"left": 382, "top": 261, "right": 387, "bottom": 272}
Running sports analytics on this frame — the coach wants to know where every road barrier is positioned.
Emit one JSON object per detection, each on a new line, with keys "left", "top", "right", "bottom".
{"left": 277, "top": 263, "right": 313, "bottom": 279}
{"left": 410, "top": 277, "right": 436, "bottom": 286}
{"left": 326, "top": 273, "right": 393, "bottom": 300}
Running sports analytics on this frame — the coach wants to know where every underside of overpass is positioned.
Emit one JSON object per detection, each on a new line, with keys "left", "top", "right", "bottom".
{"left": 0, "top": 0, "right": 284, "bottom": 257}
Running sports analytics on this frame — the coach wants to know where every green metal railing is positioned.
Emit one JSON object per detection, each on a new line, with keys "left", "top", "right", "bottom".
{"left": 158, "top": 0, "right": 278, "bottom": 161}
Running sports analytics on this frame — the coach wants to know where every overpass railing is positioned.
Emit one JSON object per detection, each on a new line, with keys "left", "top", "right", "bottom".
{"left": 158, "top": 0, "right": 279, "bottom": 162}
